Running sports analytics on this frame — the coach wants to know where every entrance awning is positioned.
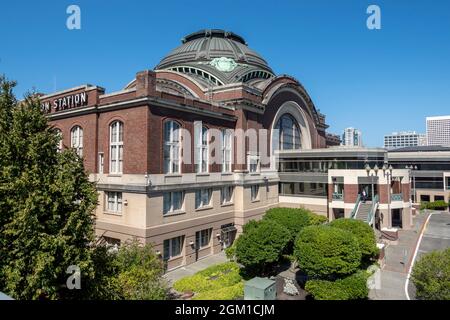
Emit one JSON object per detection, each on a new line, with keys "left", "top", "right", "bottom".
{"left": 221, "top": 226, "right": 237, "bottom": 233}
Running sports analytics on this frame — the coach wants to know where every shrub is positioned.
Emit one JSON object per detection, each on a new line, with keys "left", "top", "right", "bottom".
{"left": 193, "top": 282, "right": 244, "bottom": 300}
{"left": 173, "top": 262, "right": 242, "bottom": 294}
{"left": 225, "top": 242, "right": 237, "bottom": 261}
{"left": 329, "top": 218, "right": 379, "bottom": 262}
{"left": 411, "top": 248, "right": 450, "bottom": 300}
{"left": 294, "top": 225, "right": 362, "bottom": 279}
{"left": 420, "top": 200, "right": 449, "bottom": 211}
{"left": 305, "top": 271, "right": 369, "bottom": 300}
{"left": 235, "top": 219, "right": 290, "bottom": 275}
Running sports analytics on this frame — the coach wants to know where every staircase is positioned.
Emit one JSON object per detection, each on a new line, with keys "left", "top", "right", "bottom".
{"left": 355, "top": 202, "right": 372, "bottom": 222}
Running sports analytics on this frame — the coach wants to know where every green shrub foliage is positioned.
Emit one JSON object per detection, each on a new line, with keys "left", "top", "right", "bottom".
{"left": 294, "top": 225, "right": 362, "bottom": 279}
{"left": 411, "top": 248, "right": 450, "bottom": 300}
{"left": 329, "top": 218, "right": 379, "bottom": 261}
{"left": 305, "top": 271, "right": 369, "bottom": 300}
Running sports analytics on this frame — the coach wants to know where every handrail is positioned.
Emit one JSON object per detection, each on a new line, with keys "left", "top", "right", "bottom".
{"left": 332, "top": 192, "right": 344, "bottom": 201}
{"left": 391, "top": 193, "right": 403, "bottom": 202}
{"left": 367, "top": 195, "right": 379, "bottom": 225}
{"left": 350, "top": 194, "right": 361, "bottom": 219}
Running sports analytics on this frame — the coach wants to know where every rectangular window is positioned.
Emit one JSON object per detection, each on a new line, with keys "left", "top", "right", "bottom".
{"left": 163, "top": 236, "right": 184, "bottom": 260}
{"left": 163, "top": 191, "right": 184, "bottom": 215}
{"left": 195, "top": 122, "right": 208, "bottom": 173}
{"left": 195, "top": 188, "right": 212, "bottom": 209}
{"left": 196, "top": 229, "right": 211, "bottom": 249}
{"left": 98, "top": 153, "right": 104, "bottom": 174}
{"left": 222, "top": 129, "right": 232, "bottom": 173}
{"left": 106, "top": 191, "right": 122, "bottom": 214}
{"left": 221, "top": 186, "right": 234, "bottom": 205}
{"left": 251, "top": 185, "right": 260, "bottom": 201}
{"left": 248, "top": 155, "right": 260, "bottom": 173}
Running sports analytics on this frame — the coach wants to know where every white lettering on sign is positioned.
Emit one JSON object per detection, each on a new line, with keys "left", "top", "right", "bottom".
{"left": 41, "top": 92, "right": 88, "bottom": 113}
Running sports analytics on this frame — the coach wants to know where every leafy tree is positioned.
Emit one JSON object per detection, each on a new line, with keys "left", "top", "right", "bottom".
{"left": 263, "top": 208, "right": 311, "bottom": 243}
{"left": 235, "top": 219, "right": 290, "bottom": 275}
{"left": 114, "top": 240, "right": 168, "bottom": 300}
{"left": 0, "top": 76, "right": 98, "bottom": 299}
{"left": 294, "top": 225, "right": 362, "bottom": 279}
{"left": 411, "top": 248, "right": 450, "bottom": 300}
{"left": 329, "top": 218, "right": 379, "bottom": 263}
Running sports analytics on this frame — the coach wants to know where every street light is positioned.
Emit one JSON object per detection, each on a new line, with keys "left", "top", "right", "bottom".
{"left": 383, "top": 161, "right": 393, "bottom": 228}
{"left": 406, "top": 165, "right": 417, "bottom": 203}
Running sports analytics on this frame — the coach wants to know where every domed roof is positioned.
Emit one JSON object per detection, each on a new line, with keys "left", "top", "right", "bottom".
{"left": 155, "top": 29, "right": 275, "bottom": 87}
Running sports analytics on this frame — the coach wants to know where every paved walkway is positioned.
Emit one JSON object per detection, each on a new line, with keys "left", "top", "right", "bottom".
{"left": 370, "top": 212, "right": 429, "bottom": 300}
{"left": 163, "top": 251, "right": 228, "bottom": 284}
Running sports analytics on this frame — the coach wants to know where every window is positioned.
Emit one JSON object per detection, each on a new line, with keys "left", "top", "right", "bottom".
{"left": 195, "top": 229, "right": 211, "bottom": 249}
{"left": 163, "top": 121, "right": 181, "bottom": 174}
{"left": 222, "top": 129, "right": 232, "bottom": 173}
{"left": 70, "top": 126, "right": 83, "bottom": 157}
{"left": 106, "top": 192, "right": 122, "bottom": 214}
{"left": 275, "top": 114, "right": 301, "bottom": 150}
{"left": 251, "top": 185, "right": 260, "bottom": 201}
{"left": 55, "top": 128, "right": 63, "bottom": 152}
{"left": 195, "top": 188, "right": 212, "bottom": 209}
{"left": 248, "top": 155, "right": 260, "bottom": 173}
{"left": 221, "top": 186, "right": 234, "bottom": 205}
{"left": 110, "top": 121, "right": 124, "bottom": 174}
{"left": 163, "top": 191, "right": 184, "bottom": 215}
{"left": 98, "top": 153, "right": 104, "bottom": 174}
{"left": 163, "top": 236, "right": 184, "bottom": 260}
{"left": 195, "top": 122, "right": 208, "bottom": 173}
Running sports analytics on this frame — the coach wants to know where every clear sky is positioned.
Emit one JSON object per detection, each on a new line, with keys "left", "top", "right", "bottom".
{"left": 1, "top": 0, "right": 449, "bottom": 147}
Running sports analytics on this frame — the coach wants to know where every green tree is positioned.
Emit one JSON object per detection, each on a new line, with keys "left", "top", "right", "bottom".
{"left": 0, "top": 76, "right": 97, "bottom": 299}
{"left": 115, "top": 240, "right": 168, "bottom": 300}
{"left": 294, "top": 225, "right": 362, "bottom": 279}
{"left": 411, "top": 248, "right": 450, "bottom": 300}
{"left": 235, "top": 219, "right": 290, "bottom": 275}
{"left": 329, "top": 218, "right": 379, "bottom": 263}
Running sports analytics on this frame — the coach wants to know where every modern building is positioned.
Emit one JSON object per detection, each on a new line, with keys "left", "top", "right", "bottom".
{"left": 342, "top": 127, "right": 362, "bottom": 147}
{"left": 40, "top": 29, "right": 330, "bottom": 271}
{"left": 388, "top": 146, "right": 450, "bottom": 205}
{"left": 384, "top": 131, "right": 426, "bottom": 149}
{"left": 426, "top": 115, "right": 450, "bottom": 146}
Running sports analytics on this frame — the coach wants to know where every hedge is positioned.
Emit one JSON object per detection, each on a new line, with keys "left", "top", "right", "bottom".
{"left": 305, "top": 271, "right": 369, "bottom": 300}
{"left": 329, "top": 218, "right": 379, "bottom": 261}
{"left": 420, "top": 200, "right": 449, "bottom": 211}
{"left": 294, "top": 225, "right": 362, "bottom": 279}
{"left": 193, "top": 282, "right": 244, "bottom": 300}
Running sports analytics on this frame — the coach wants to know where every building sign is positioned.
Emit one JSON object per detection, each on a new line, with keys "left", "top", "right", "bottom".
{"left": 41, "top": 92, "right": 88, "bottom": 113}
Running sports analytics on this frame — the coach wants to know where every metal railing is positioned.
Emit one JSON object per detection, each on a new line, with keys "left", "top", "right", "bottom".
{"left": 332, "top": 192, "right": 344, "bottom": 201}
{"left": 391, "top": 193, "right": 403, "bottom": 202}
{"left": 367, "top": 195, "right": 379, "bottom": 226}
{"left": 350, "top": 194, "right": 361, "bottom": 219}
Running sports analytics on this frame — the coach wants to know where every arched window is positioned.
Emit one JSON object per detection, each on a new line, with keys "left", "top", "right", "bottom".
{"left": 55, "top": 128, "right": 63, "bottom": 152}
{"left": 163, "top": 120, "right": 181, "bottom": 174}
{"left": 275, "top": 114, "right": 301, "bottom": 150}
{"left": 110, "top": 121, "right": 124, "bottom": 174}
{"left": 70, "top": 126, "right": 83, "bottom": 157}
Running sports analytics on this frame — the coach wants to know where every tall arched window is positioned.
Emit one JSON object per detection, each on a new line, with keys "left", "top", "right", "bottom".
{"left": 110, "top": 121, "right": 124, "bottom": 174}
{"left": 70, "top": 126, "right": 83, "bottom": 157}
{"left": 275, "top": 114, "right": 301, "bottom": 150}
{"left": 55, "top": 128, "right": 63, "bottom": 152}
{"left": 163, "top": 120, "right": 181, "bottom": 174}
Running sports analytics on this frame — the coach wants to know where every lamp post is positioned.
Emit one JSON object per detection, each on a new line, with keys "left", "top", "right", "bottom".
{"left": 383, "top": 161, "right": 394, "bottom": 228}
{"left": 365, "top": 163, "right": 379, "bottom": 230}
{"left": 406, "top": 165, "right": 418, "bottom": 203}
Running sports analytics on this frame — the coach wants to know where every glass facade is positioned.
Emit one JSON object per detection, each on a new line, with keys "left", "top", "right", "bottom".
{"left": 278, "top": 158, "right": 384, "bottom": 173}
{"left": 279, "top": 182, "right": 327, "bottom": 197}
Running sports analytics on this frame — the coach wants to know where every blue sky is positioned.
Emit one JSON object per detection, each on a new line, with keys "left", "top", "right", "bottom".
{"left": 1, "top": 0, "right": 449, "bottom": 147}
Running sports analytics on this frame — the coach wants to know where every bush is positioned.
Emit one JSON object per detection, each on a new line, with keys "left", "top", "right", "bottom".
{"left": 329, "top": 219, "right": 379, "bottom": 262}
{"left": 193, "top": 282, "right": 244, "bottom": 300}
{"left": 305, "top": 271, "right": 369, "bottom": 300}
{"left": 235, "top": 219, "right": 290, "bottom": 275}
{"left": 420, "top": 200, "right": 449, "bottom": 211}
{"left": 173, "top": 262, "right": 244, "bottom": 300}
{"left": 294, "top": 225, "right": 362, "bottom": 279}
{"left": 225, "top": 242, "right": 237, "bottom": 261}
{"left": 411, "top": 248, "right": 450, "bottom": 300}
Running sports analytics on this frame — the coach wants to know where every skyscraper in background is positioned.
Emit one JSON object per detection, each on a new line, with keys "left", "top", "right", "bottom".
{"left": 384, "top": 131, "right": 427, "bottom": 149}
{"left": 342, "top": 127, "right": 362, "bottom": 147}
{"left": 427, "top": 116, "right": 450, "bottom": 146}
